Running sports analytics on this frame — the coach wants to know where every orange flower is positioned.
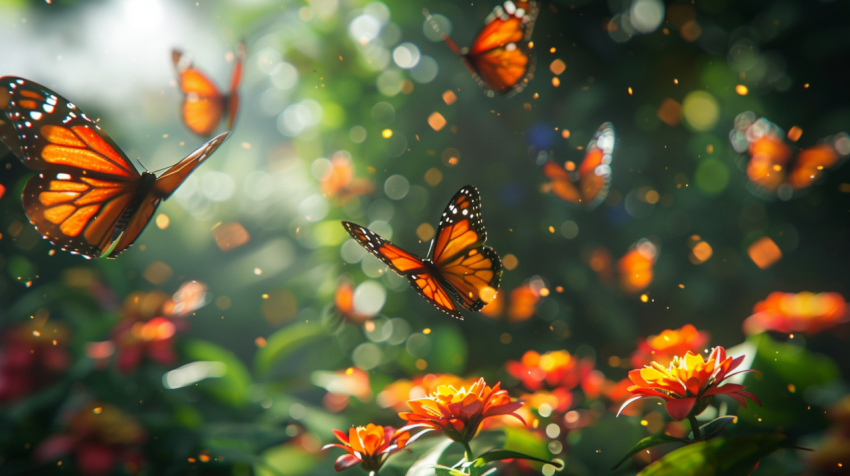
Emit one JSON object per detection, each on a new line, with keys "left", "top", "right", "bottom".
{"left": 619, "top": 347, "right": 761, "bottom": 421}
{"left": 506, "top": 350, "right": 576, "bottom": 391}
{"left": 322, "top": 424, "right": 409, "bottom": 472}
{"left": 744, "top": 291, "right": 849, "bottom": 335}
{"left": 377, "top": 373, "right": 475, "bottom": 412}
{"left": 631, "top": 324, "right": 710, "bottom": 368}
{"left": 398, "top": 378, "right": 525, "bottom": 444}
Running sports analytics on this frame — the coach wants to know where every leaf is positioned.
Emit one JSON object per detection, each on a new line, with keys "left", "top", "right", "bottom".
{"left": 183, "top": 339, "right": 253, "bottom": 408}
{"left": 254, "top": 321, "right": 329, "bottom": 377}
{"left": 470, "top": 449, "right": 563, "bottom": 468}
{"left": 612, "top": 434, "right": 687, "bottom": 470}
{"left": 638, "top": 433, "right": 787, "bottom": 476}
{"left": 405, "top": 438, "right": 454, "bottom": 476}
{"left": 502, "top": 426, "right": 551, "bottom": 463}
{"left": 690, "top": 416, "right": 737, "bottom": 440}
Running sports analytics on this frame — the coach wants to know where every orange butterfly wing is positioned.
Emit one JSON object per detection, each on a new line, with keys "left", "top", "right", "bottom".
{"left": 576, "top": 122, "right": 614, "bottom": 209}
{"left": 431, "top": 186, "right": 502, "bottom": 313}
{"left": 341, "top": 220, "right": 463, "bottom": 319}
{"left": 225, "top": 42, "right": 245, "bottom": 131}
{"left": 461, "top": 1, "right": 538, "bottom": 95}
{"left": 173, "top": 48, "right": 230, "bottom": 136}
{"left": 2, "top": 76, "right": 228, "bottom": 258}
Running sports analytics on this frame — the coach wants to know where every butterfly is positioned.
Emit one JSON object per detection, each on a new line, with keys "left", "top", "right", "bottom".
{"left": 320, "top": 153, "right": 374, "bottom": 202}
{"left": 424, "top": 1, "right": 539, "bottom": 97}
{"left": 342, "top": 186, "right": 502, "bottom": 320}
{"left": 729, "top": 111, "right": 850, "bottom": 200}
{"left": 480, "top": 281, "right": 541, "bottom": 322}
{"left": 541, "top": 122, "right": 615, "bottom": 209}
{"left": 0, "top": 76, "right": 229, "bottom": 259}
{"left": 172, "top": 42, "right": 244, "bottom": 137}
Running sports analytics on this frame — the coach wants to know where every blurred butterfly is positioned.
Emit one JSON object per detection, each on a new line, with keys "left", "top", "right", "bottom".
{"left": 730, "top": 111, "right": 849, "bottom": 200}
{"left": 617, "top": 239, "right": 657, "bottom": 293}
{"left": 172, "top": 42, "right": 244, "bottom": 137}
{"left": 541, "top": 122, "right": 615, "bottom": 209}
{"left": 0, "top": 76, "right": 229, "bottom": 259}
{"left": 424, "top": 1, "right": 539, "bottom": 97}
{"left": 320, "top": 153, "right": 375, "bottom": 202}
{"left": 342, "top": 186, "right": 502, "bottom": 320}
{"left": 481, "top": 280, "right": 543, "bottom": 322}
{"left": 334, "top": 275, "right": 376, "bottom": 323}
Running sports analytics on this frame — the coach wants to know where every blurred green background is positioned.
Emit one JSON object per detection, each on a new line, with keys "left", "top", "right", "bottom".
{"left": 1, "top": 0, "right": 849, "bottom": 475}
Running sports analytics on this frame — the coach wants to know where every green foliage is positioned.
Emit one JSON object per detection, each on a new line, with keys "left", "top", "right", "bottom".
{"left": 613, "top": 434, "right": 688, "bottom": 470}
{"left": 638, "top": 434, "right": 788, "bottom": 476}
{"left": 183, "top": 339, "right": 253, "bottom": 408}
{"left": 254, "top": 321, "right": 330, "bottom": 377}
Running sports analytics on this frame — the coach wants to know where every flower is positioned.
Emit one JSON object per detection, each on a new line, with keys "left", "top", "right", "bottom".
{"left": 377, "top": 373, "right": 475, "bottom": 412}
{"left": 34, "top": 401, "right": 146, "bottom": 476}
{"left": 398, "top": 378, "right": 525, "bottom": 444}
{"left": 506, "top": 350, "right": 576, "bottom": 391}
{"left": 631, "top": 324, "right": 710, "bottom": 368}
{"left": 744, "top": 291, "right": 849, "bottom": 335}
{"left": 619, "top": 347, "right": 761, "bottom": 421}
{"left": 322, "top": 424, "right": 409, "bottom": 472}
{"left": 0, "top": 320, "right": 71, "bottom": 403}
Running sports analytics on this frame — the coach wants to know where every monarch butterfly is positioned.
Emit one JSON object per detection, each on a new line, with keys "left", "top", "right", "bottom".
{"left": 541, "top": 122, "right": 615, "bottom": 209}
{"left": 0, "top": 76, "right": 229, "bottom": 259}
{"left": 424, "top": 1, "right": 539, "bottom": 97}
{"left": 320, "top": 153, "right": 375, "bottom": 202}
{"left": 342, "top": 186, "right": 502, "bottom": 320}
{"left": 729, "top": 111, "right": 850, "bottom": 200}
{"left": 172, "top": 43, "right": 244, "bottom": 137}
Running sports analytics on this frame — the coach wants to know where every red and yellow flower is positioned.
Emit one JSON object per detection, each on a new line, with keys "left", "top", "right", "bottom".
{"left": 0, "top": 320, "right": 71, "bottom": 403}
{"left": 398, "top": 378, "right": 525, "bottom": 444}
{"left": 744, "top": 291, "right": 849, "bottom": 335}
{"left": 322, "top": 424, "right": 409, "bottom": 472}
{"left": 377, "top": 373, "right": 475, "bottom": 412}
{"left": 506, "top": 350, "right": 578, "bottom": 391}
{"left": 620, "top": 347, "right": 761, "bottom": 421}
{"left": 631, "top": 324, "right": 710, "bottom": 368}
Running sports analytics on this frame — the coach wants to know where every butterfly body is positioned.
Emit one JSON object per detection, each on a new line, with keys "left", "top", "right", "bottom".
{"left": 342, "top": 186, "right": 502, "bottom": 320}
{"left": 172, "top": 44, "right": 244, "bottom": 136}
{"left": 0, "top": 76, "right": 229, "bottom": 259}
{"left": 426, "top": 1, "right": 538, "bottom": 97}
{"left": 542, "top": 122, "right": 615, "bottom": 209}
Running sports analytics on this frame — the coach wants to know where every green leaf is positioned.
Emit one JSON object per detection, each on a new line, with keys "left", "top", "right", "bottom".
{"left": 183, "top": 339, "right": 253, "bottom": 408}
{"left": 638, "top": 433, "right": 787, "bottom": 476}
{"left": 612, "top": 434, "right": 688, "bottom": 470}
{"left": 502, "top": 426, "right": 551, "bottom": 463}
{"left": 406, "top": 438, "right": 454, "bottom": 476}
{"left": 470, "top": 449, "right": 562, "bottom": 468}
{"left": 690, "top": 416, "right": 737, "bottom": 440}
{"left": 254, "top": 321, "right": 329, "bottom": 377}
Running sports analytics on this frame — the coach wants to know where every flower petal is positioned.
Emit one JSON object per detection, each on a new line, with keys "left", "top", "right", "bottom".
{"left": 334, "top": 454, "right": 362, "bottom": 471}
{"left": 617, "top": 396, "right": 645, "bottom": 417}
{"left": 483, "top": 401, "right": 523, "bottom": 417}
{"left": 735, "top": 390, "right": 762, "bottom": 407}
{"left": 332, "top": 429, "right": 350, "bottom": 444}
{"left": 665, "top": 397, "right": 697, "bottom": 421}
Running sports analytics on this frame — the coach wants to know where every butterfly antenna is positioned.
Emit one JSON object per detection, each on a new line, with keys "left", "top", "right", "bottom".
{"left": 136, "top": 158, "right": 149, "bottom": 172}
{"left": 426, "top": 238, "right": 435, "bottom": 259}
{"left": 422, "top": 8, "right": 462, "bottom": 56}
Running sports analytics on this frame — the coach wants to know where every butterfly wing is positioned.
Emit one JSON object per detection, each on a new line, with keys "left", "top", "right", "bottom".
{"left": 577, "top": 122, "right": 614, "bottom": 209}
{"left": 224, "top": 42, "right": 245, "bottom": 131}
{"left": 430, "top": 186, "right": 502, "bottom": 312}
{"left": 0, "top": 76, "right": 148, "bottom": 258}
{"left": 172, "top": 49, "right": 225, "bottom": 137}
{"left": 341, "top": 220, "right": 464, "bottom": 319}
{"left": 107, "top": 132, "right": 230, "bottom": 258}
{"left": 465, "top": 1, "right": 538, "bottom": 95}
{"left": 542, "top": 160, "right": 582, "bottom": 204}
{"left": 788, "top": 143, "right": 840, "bottom": 190}
{"left": 0, "top": 109, "right": 23, "bottom": 161}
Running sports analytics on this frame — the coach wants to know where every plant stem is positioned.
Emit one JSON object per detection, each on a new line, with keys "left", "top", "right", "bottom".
{"left": 689, "top": 415, "right": 701, "bottom": 441}
{"left": 462, "top": 441, "right": 475, "bottom": 463}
